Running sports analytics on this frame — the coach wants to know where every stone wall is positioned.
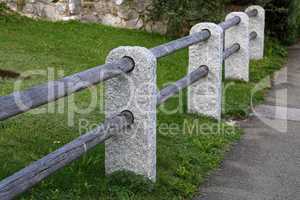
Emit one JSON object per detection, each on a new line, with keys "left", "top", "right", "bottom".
{"left": 2, "top": 0, "right": 76, "bottom": 21}
{"left": 81, "top": 0, "right": 168, "bottom": 34}
{"left": 2, "top": 0, "right": 168, "bottom": 34}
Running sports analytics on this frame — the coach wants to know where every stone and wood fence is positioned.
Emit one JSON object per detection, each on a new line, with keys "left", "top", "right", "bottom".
{"left": 0, "top": 5, "right": 265, "bottom": 199}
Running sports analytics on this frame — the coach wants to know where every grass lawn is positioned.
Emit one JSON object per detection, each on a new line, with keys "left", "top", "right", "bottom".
{"left": 0, "top": 4, "right": 287, "bottom": 200}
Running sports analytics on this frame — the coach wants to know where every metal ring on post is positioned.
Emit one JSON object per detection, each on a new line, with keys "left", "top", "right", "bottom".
{"left": 122, "top": 56, "right": 135, "bottom": 73}
{"left": 250, "top": 31, "right": 258, "bottom": 41}
{"left": 202, "top": 29, "right": 212, "bottom": 38}
{"left": 121, "top": 110, "right": 135, "bottom": 125}
{"left": 246, "top": 9, "right": 258, "bottom": 17}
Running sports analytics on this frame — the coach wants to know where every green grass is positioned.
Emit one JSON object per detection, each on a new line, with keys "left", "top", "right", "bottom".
{"left": 222, "top": 38, "right": 288, "bottom": 118}
{"left": 0, "top": 4, "right": 287, "bottom": 199}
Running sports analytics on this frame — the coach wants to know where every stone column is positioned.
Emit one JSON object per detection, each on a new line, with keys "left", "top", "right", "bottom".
{"left": 105, "top": 46, "right": 157, "bottom": 181}
{"left": 225, "top": 12, "right": 250, "bottom": 81}
{"left": 246, "top": 5, "right": 265, "bottom": 60}
{"left": 188, "top": 23, "right": 223, "bottom": 120}
{"left": 68, "top": 0, "right": 81, "bottom": 15}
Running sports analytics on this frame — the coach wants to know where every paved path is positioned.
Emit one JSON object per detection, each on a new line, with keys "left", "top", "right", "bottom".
{"left": 194, "top": 43, "right": 300, "bottom": 200}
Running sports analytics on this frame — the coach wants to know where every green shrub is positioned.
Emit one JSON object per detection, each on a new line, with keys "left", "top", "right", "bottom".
{"left": 153, "top": 0, "right": 300, "bottom": 43}
{"left": 289, "top": 0, "right": 300, "bottom": 43}
{"left": 230, "top": 0, "right": 300, "bottom": 44}
{"left": 265, "top": 0, "right": 299, "bottom": 44}
{"left": 151, "top": 0, "right": 230, "bottom": 36}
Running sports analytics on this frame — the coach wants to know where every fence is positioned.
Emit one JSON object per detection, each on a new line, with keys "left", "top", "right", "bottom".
{"left": 0, "top": 5, "right": 265, "bottom": 200}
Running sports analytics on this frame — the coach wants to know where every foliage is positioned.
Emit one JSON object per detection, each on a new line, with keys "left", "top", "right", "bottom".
{"left": 151, "top": 0, "right": 230, "bottom": 36}
{"left": 153, "top": 0, "right": 300, "bottom": 42}
{"left": 288, "top": 0, "right": 300, "bottom": 43}
{"left": 230, "top": 0, "right": 300, "bottom": 43}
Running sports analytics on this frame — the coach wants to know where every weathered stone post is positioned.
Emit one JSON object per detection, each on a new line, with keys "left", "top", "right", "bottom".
{"left": 105, "top": 46, "right": 157, "bottom": 181}
{"left": 246, "top": 5, "right": 265, "bottom": 60}
{"left": 188, "top": 23, "right": 223, "bottom": 120}
{"left": 68, "top": 0, "right": 81, "bottom": 15}
{"left": 225, "top": 12, "right": 250, "bottom": 81}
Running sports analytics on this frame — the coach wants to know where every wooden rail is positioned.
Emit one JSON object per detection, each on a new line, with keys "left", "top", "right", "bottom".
{"left": 157, "top": 65, "right": 209, "bottom": 104}
{"left": 224, "top": 31, "right": 257, "bottom": 60}
{"left": 0, "top": 58, "right": 134, "bottom": 121}
{"left": 0, "top": 111, "right": 134, "bottom": 200}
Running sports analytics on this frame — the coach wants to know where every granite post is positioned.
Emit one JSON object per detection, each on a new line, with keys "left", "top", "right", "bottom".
{"left": 188, "top": 23, "right": 223, "bottom": 120}
{"left": 105, "top": 46, "right": 157, "bottom": 181}
{"left": 246, "top": 6, "right": 265, "bottom": 60}
{"left": 225, "top": 12, "right": 250, "bottom": 81}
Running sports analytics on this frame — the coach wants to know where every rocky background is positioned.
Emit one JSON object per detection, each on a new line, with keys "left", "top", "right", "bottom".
{"left": 2, "top": 0, "right": 299, "bottom": 43}
{"left": 1, "top": 0, "right": 72, "bottom": 20}
{"left": 81, "top": 0, "right": 168, "bottom": 34}
{"left": 1, "top": 0, "right": 169, "bottom": 34}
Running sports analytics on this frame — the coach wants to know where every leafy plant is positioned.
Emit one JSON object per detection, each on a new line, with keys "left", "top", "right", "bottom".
{"left": 230, "top": 0, "right": 300, "bottom": 43}
{"left": 151, "top": 0, "right": 229, "bottom": 36}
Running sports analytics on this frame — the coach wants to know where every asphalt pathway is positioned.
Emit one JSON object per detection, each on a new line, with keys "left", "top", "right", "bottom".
{"left": 194, "top": 43, "right": 300, "bottom": 200}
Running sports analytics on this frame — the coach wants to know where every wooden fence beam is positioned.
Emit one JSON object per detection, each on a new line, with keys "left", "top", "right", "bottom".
{"left": 0, "top": 111, "right": 133, "bottom": 200}
{"left": 0, "top": 58, "right": 134, "bottom": 121}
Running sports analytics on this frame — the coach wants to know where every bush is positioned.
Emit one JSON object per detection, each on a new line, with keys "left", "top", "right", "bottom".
{"left": 153, "top": 0, "right": 300, "bottom": 43}
{"left": 231, "top": 0, "right": 300, "bottom": 44}
{"left": 264, "top": 0, "right": 299, "bottom": 44}
{"left": 288, "top": 0, "right": 300, "bottom": 43}
{"left": 151, "top": 0, "right": 230, "bottom": 36}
